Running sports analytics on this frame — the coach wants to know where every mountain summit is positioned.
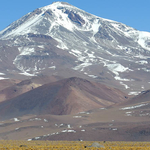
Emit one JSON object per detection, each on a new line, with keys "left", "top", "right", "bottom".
{"left": 0, "top": 2, "right": 150, "bottom": 94}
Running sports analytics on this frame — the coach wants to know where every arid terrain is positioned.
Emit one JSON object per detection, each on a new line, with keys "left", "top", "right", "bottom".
{"left": 0, "top": 76, "right": 149, "bottom": 141}
{"left": 0, "top": 1, "right": 150, "bottom": 142}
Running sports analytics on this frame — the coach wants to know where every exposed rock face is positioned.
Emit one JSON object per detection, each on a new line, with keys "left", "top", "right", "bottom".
{"left": 65, "top": 10, "right": 85, "bottom": 26}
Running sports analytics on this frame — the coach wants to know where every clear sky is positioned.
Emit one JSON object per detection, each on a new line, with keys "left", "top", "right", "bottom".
{"left": 0, "top": 0, "right": 149, "bottom": 32}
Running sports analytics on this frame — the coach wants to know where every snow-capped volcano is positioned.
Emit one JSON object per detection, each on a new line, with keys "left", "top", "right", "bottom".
{"left": 0, "top": 2, "right": 114, "bottom": 38}
{"left": 0, "top": 1, "right": 150, "bottom": 94}
{"left": 1, "top": 2, "right": 150, "bottom": 50}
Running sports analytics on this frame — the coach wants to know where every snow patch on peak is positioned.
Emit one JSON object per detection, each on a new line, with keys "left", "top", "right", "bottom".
{"left": 92, "top": 18, "right": 100, "bottom": 34}
{"left": 42, "top": 1, "right": 74, "bottom": 12}
{"left": 138, "top": 31, "right": 150, "bottom": 51}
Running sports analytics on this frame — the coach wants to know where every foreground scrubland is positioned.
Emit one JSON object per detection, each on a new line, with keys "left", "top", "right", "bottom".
{"left": 0, "top": 140, "right": 150, "bottom": 150}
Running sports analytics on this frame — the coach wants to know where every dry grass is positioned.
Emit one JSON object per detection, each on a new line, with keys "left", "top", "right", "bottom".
{"left": 0, "top": 140, "right": 150, "bottom": 149}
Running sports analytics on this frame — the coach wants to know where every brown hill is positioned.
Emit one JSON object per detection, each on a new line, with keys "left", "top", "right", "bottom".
{"left": 115, "top": 89, "right": 150, "bottom": 107}
{"left": 127, "top": 90, "right": 150, "bottom": 105}
{"left": 112, "top": 89, "right": 150, "bottom": 124}
{"left": 0, "top": 77, "right": 127, "bottom": 120}
{"left": 0, "top": 75, "right": 62, "bottom": 103}
{"left": 0, "top": 79, "right": 20, "bottom": 91}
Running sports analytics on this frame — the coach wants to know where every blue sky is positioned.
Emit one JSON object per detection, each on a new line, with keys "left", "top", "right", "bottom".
{"left": 0, "top": 0, "right": 149, "bottom": 32}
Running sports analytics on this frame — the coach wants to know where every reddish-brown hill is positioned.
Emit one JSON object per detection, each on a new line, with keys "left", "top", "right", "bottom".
{"left": 0, "top": 77, "right": 127, "bottom": 120}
